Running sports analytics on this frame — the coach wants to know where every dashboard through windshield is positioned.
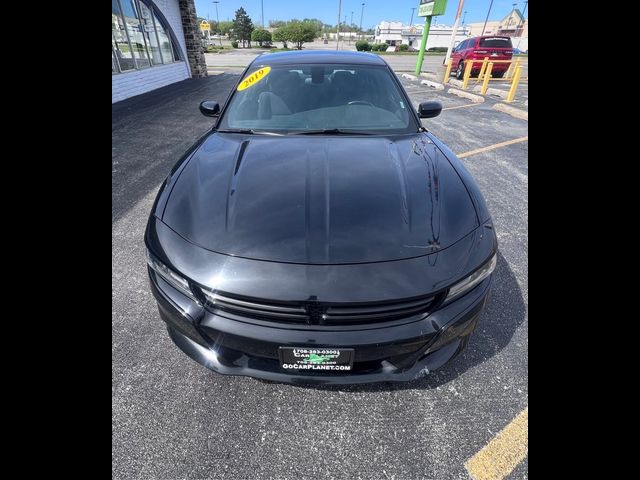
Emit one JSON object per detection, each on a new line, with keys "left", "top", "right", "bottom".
{"left": 217, "top": 63, "right": 419, "bottom": 135}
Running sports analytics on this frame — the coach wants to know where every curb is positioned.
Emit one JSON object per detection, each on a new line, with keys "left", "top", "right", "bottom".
{"left": 485, "top": 87, "right": 508, "bottom": 98}
{"left": 421, "top": 79, "right": 445, "bottom": 90}
{"left": 493, "top": 103, "right": 528, "bottom": 120}
{"left": 447, "top": 89, "right": 485, "bottom": 103}
{"left": 420, "top": 72, "right": 439, "bottom": 80}
{"left": 401, "top": 73, "right": 418, "bottom": 81}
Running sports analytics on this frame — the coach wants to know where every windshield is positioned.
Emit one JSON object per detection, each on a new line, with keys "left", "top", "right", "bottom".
{"left": 217, "top": 63, "right": 418, "bottom": 134}
{"left": 479, "top": 37, "right": 512, "bottom": 48}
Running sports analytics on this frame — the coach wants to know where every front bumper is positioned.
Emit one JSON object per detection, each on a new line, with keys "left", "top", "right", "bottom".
{"left": 150, "top": 270, "right": 491, "bottom": 385}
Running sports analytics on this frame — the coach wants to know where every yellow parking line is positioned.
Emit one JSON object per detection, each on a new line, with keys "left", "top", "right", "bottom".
{"left": 464, "top": 407, "right": 528, "bottom": 480}
{"left": 443, "top": 103, "right": 482, "bottom": 111}
{"left": 457, "top": 136, "right": 528, "bottom": 158}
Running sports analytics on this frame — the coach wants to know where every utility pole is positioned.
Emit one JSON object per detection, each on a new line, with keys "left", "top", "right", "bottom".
{"left": 410, "top": 7, "right": 416, "bottom": 26}
{"left": 213, "top": 1, "right": 221, "bottom": 46}
{"left": 444, "top": 0, "right": 465, "bottom": 65}
{"left": 359, "top": 3, "right": 365, "bottom": 41}
{"left": 261, "top": 0, "right": 264, "bottom": 28}
{"left": 336, "top": 0, "right": 342, "bottom": 50}
{"left": 481, "top": 0, "right": 494, "bottom": 36}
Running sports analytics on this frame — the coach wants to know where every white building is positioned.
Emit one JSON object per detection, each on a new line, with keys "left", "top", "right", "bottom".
{"left": 374, "top": 21, "right": 470, "bottom": 49}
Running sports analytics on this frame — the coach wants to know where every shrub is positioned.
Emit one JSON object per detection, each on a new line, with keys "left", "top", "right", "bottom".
{"left": 355, "top": 40, "right": 371, "bottom": 51}
{"left": 251, "top": 29, "right": 272, "bottom": 47}
{"left": 398, "top": 44, "right": 409, "bottom": 51}
{"left": 272, "top": 28, "right": 288, "bottom": 48}
{"left": 231, "top": 40, "right": 239, "bottom": 48}
{"left": 427, "top": 46, "right": 448, "bottom": 52}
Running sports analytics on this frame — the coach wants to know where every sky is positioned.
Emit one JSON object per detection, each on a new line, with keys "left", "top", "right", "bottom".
{"left": 194, "top": 0, "right": 528, "bottom": 30}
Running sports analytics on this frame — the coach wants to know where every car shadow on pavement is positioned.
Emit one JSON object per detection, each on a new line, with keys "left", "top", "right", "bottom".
{"left": 272, "top": 251, "right": 526, "bottom": 392}
{"left": 112, "top": 75, "right": 239, "bottom": 225}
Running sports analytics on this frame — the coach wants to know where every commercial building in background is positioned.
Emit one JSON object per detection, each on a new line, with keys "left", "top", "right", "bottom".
{"left": 467, "top": 8, "right": 528, "bottom": 50}
{"left": 112, "top": 0, "right": 207, "bottom": 103}
{"left": 374, "top": 21, "right": 470, "bottom": 49}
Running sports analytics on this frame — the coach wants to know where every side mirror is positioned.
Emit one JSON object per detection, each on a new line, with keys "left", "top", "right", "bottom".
{"left": 199, "top": 100, "right": 220, "bottom": 117}
{"left": 418, "top": 101, "right": 442, "bottom": 119}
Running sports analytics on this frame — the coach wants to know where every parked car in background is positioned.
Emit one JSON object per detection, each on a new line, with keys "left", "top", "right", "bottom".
{"left": 450, "top": 35, "right": 513, "bottom": 79}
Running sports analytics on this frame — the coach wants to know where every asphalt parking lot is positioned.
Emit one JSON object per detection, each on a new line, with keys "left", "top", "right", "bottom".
{"left": 112, "top": 72, "right": 528, "bottom": 479}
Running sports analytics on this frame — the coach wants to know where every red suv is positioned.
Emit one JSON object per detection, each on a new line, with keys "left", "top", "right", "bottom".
{"left": 451, "top": 36, "right": 513, "bottom": 79}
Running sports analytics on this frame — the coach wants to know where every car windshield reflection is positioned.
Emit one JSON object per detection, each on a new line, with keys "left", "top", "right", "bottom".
{"left": 218, "top": 63, "right": 418, "bottom": 135}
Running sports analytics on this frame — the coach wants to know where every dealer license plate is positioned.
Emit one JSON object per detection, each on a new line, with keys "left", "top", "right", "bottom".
{"left": 279, "top": 347, "right": 354, "bottom": 372}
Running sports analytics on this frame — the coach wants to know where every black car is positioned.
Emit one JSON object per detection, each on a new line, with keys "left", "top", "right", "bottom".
{"left": 145, "top": 51, "right": 497, "bottom": 384}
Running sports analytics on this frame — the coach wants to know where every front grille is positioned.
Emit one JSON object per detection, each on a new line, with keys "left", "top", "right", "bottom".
{"left": 198, "top": 288, "right": 439, "bottom": 326}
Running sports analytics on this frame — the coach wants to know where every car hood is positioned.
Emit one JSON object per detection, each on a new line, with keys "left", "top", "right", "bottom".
{"left": 161, "top": 132, "right": 478, "bottom": 264}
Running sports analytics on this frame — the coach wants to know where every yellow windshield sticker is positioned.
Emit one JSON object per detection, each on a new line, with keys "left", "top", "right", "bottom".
{"left": 237, "top": 66, "right": 271, "bottom": 91}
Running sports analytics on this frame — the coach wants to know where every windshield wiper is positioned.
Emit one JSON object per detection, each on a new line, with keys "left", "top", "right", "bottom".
{"left": 216, "top": 128, "right": 255, "bottom": 134}
{"left": 216, "top": 128, "right": 283, "bottom": 136}
{"left": 290, "top": 128, "right": 373, "bottom": 135}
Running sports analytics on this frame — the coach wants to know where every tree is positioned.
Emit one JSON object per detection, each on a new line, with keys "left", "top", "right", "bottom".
{"left": 272, "top": 28, "right": 288, "bottom": 49}
{"left": 251, "top": 29, "right": 272, "bottom": 47}
{"left": 232, "top": 7, "right": 254, "bottom": 48}
{"left": 302, "top": 18, "right": 324, "bottom": 37}
{"left": 286, "top": 21, "right": 316, "bottom": 50}
{"left": 269, "top": 20, "right": 286, "bottom": 28}
{"left": 218, "top": 21, "right": 233, "bottom": 36}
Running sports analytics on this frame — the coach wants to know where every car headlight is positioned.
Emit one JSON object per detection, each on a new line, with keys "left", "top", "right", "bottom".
{"left": 145, "top": 248, "right": 196, "bottom": 300}
{"left": 444, "top": 253, "right": 497, "bottom": 302}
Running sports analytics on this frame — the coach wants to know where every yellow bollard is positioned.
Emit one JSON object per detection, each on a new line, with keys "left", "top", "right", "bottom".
{"left": 506, "top": 65, "right": 523, "bottom": 102}
{"left": 481, "top": 62, "right": 493, "bottom": 95}
{"left": 505, "top": 61, "right": 514, "bottom": 79}
{"left": 477, "top": 57, "right": 489, "bottom": 83}
{"left": 462, "top": 60, "right": 473, "bottom": 90}
{"left": 443, "top": 58, "right": 453, "bottom": 84}
{"left": 505, "top": 57, "right": 520, "bottom": 79}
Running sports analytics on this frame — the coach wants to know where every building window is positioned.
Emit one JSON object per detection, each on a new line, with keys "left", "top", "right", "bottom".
{"left": 112, "top": 0, "right": 180, "bottom": 75}
{"left": 138, "top": 1, "right": 163, "bottom": 65}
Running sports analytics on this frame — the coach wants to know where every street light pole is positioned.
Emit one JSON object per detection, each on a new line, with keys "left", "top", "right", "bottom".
{"left": 349, "top": 11, "right": 354, "bottom": 44}
{"left": 207, "top": 11, "right": 211, "bottom": 46}
{"left": 261, "top": 0, "right": 264, "bottom": 28}
{"left": 213, "top": 1, "right": 221, "bottom": 46}
{"left": 410, "top": 7, "right": 415, "bottom": 26}
{"left": 359, "top": 3, "right": 365, "bottom": 41}
{"left": 336, "top": 0, "right": 342, "bottom": 50}
{"left": 481, "top": 0, "right": 494, "bottom": 36}
{"left": 344, "top": 15, "right": 347, "bottom": 46}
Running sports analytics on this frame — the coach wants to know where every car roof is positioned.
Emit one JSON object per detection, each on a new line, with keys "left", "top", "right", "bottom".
{"left": 250, "top": 50, "right": 388, "bottom": 67}
{"left": 470, "top": 35, "right": 512, "bottom": 40}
